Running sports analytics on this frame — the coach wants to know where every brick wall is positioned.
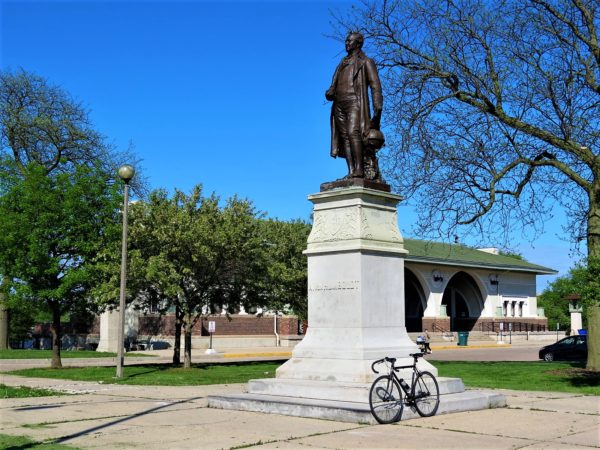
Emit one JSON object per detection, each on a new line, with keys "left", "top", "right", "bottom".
{"left": 198, "top": 315, "right": 300, "bottom": 336}
{"left": 138, "top": 314, "right": 301, "bottom": 337}
{"left": 422, "top": 317, "right": 450, "bottom": 333}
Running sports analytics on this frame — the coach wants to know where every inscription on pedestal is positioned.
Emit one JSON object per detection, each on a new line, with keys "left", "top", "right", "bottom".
{"left": 308, "top": 280, "right": 360, "bottom": 292}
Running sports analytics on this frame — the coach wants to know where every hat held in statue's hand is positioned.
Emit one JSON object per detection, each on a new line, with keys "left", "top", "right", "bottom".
{"left": 366, "top": 128, "right": 385, "bottom": 150}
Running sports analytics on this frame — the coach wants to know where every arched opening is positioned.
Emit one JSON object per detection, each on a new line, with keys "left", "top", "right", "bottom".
{"left": 405, "top": 268, "right": 426, "bottom": 332}
{"left": 441, "top": 271, "right": 484, "bottom": 331}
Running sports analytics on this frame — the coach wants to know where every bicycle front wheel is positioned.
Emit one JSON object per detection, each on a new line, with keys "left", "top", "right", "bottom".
{"left": 369, "top": 375, "right": 403, "bottom": 424}
{"left": 412, "top": 371, "right": 440, "bottom": 417}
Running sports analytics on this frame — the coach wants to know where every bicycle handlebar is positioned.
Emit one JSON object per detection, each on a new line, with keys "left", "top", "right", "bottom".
{"left": 371, "top": 356, "right": 397, "bottom": 374}
{"left": 371, "top": 353, "right": 425, "bottom": 373}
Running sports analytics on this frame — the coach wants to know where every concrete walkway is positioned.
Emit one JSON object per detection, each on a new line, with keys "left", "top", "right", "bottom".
{"left": 1, "top": 372, "right": 598, "bottom": 449}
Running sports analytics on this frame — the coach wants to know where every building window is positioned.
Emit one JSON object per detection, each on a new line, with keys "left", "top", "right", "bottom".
{"left": 148, "top": 300, "right": 160, "bottom": 314}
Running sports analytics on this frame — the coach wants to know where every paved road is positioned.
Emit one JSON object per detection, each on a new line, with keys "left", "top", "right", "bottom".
{"left": 0, "top": 340, "right": 558, "bottom": 372}
{"left": 426, "top": 343, "right": 544, "bottom": 362}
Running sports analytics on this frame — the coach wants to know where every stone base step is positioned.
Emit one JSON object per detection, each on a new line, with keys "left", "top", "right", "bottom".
{"left": 248, "top": 377, "right": 465, "bottom": 403}
{"left": 208, "top": 389, "right": 506, "bottom": 425}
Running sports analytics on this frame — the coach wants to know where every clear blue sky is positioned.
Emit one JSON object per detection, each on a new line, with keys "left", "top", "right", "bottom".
{"left": 1, "top": 0, "right": 582, "bottom": 291}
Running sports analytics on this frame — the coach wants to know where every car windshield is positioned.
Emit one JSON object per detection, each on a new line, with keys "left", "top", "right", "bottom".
{"left": 558, "top": 337, "right": 575, "bottom": 346}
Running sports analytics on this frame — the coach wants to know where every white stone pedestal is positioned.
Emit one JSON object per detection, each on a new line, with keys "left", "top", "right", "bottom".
{"left": 276, "top": 187, "right": 435, "bottom": 385}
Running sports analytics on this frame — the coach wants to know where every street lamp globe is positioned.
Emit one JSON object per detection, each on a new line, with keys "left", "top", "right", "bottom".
{"left": 118, "top": 164, "right": 135, "bottom": 183}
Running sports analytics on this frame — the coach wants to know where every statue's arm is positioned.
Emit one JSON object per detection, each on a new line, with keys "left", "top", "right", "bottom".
{"left": 325, "top": 64, "right": 340, "bottom": 101}
{"left": 366, "top": 58, "right": 383, "bottom": 127}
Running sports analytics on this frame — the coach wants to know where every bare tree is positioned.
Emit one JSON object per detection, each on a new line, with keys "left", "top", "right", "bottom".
{"left": 334, "top": 0, "right": 599, "bottom": 258}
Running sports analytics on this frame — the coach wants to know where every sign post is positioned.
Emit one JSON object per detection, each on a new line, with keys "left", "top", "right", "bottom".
{"left": 205, "top": 320, "right": 217, "bottom": 355}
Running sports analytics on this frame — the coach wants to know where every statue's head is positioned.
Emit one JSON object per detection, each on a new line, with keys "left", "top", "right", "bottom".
{"left": 345, "top": 31, "right": 364, "bottom": 53}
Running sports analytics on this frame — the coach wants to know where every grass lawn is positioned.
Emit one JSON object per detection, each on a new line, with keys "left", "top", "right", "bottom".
{"left": 0, "top": 349, "right": 153, "bottom": 359}
{"left": 3, "top": 360, "right": 598, "bottom": 394}
{"left": 6, "top": 361, "right": 283, "bottom": 386}
{"left": 434, "top": 360, "right": 600, "bottom": 395}
{"left": 0, "top": 433, "right": 79, "bottom": 449}
{"left": 1, "top": 383, "right": 67, "bottom": 399}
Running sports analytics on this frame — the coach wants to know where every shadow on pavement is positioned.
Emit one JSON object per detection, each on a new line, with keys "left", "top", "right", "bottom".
{"left": 50, "top": 396, "right": 203, "bottom": 445}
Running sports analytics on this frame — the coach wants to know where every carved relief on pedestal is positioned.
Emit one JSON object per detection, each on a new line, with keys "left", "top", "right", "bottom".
{"left": 309, "top": 204, "right": 402, "bottom": 245}
{"left": 359, "top": 207, "right": 402, "bottom": 242}
{"left": 308, "top": 207, "right": 360, "bottom": 243}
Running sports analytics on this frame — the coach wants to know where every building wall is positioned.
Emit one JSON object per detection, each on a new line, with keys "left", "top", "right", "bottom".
{"left": 405, "top": 262, "right": 542, "bottom": 325}
{"left": 137, "top": 314, "right": 301, "bottom": 338}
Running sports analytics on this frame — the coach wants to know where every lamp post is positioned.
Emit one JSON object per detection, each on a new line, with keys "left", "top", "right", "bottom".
{"left": 116, "top": 164, "right": 135, "bottom": 378}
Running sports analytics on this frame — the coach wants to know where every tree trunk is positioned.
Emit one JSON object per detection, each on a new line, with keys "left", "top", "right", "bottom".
{"left": 172, "top": 304, "right": 182, "bottom": 365}
{"left": 587, "top": 306, "right": 600, "bottom": 371}
{"left": 183, "top": 317, "right": 192, "bottom": 369}
{"left": 0, "top": 302, "right": 8, "bottom": 350}
{"left": 0, "top": 276, "right": 9, "bottom": 350}
{"left": 589, "top": 181, "right": 600, "bottom": 260}
{"left": 50, "top": 303, "right": 62, "bottom": 369}
{"left": 586, "top": 185, "right": 600, "bottom": 371}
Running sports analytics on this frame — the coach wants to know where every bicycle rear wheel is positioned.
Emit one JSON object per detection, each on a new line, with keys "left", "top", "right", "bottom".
{"left": 412, "top": 371, "right": 440, "bottom": 417}
{"left": 369, "top": 375, "right": 403, "bottom": 424}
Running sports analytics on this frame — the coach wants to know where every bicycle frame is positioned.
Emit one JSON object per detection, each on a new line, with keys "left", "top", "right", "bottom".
{"left": 372, "top": 353, "right": 423, "bottom": 398}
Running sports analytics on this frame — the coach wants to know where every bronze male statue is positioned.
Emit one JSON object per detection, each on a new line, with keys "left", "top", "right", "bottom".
{"left": 326, "top": 31, "right": 384, "bottom": 181}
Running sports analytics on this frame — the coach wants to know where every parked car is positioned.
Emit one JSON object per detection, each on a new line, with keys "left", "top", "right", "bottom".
{"left": 539, "top": 335, "right": 587, "bottom": 362}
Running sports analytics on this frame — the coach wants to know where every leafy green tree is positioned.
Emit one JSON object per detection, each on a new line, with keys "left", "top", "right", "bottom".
{"left": 114, "top": 187, "right": 265, "bottom": 368}
{"left": 0, "top": 164, "right": 121, "bottom": 367}
{"left": 0, "top": 286, "right": 37, "bottom": 347}
{"left": 259, "top": 219, "right": 310, "bottom": 320}
{"left": 538, "top": 276, "right": 577, "bottom": 332}
{"left": 0, "top": 69, "right": 142, "bottom": 350}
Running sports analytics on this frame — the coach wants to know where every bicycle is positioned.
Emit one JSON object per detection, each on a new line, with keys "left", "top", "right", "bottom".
{"left": 369, "top": 353, "right": 440, "bottom": 424}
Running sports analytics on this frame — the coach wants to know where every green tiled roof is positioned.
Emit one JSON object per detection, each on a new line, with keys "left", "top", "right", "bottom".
{"left": 403, "top": 239, "right": 556, "bottom": 274}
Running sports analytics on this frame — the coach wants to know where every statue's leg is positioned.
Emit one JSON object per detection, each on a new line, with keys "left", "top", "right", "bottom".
{"left": 334, "top": 102, "right": 354, "bottom": 177}
{"left": 347, "top": 108, "right": 363, "bottom": 178}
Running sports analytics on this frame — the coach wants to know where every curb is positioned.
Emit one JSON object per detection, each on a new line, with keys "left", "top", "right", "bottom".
{"left": 431, "top": 343, "right": 511, "bottom": 350}
{"left": 220, "top": 343, "right": 512, "bottom": 359}
{"left": 223, "top": 351, "right": 292, "bottom": 358}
